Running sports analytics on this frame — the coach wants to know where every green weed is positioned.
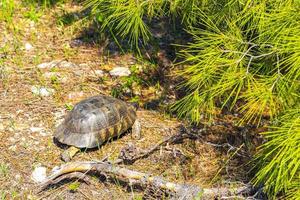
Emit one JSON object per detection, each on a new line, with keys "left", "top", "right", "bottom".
{"left": 68, "top": 182, "right": 80, "bottom": 192}
{"left": 64, "top": 103, "right": 73, "bottom": 111}
{"left": 0, "top": 163, "right": 9, "bottom": 177}
{"left": 0, "top": 0, "right": 15, "bottom": 24}
{"left": 24, "top": 6, "right": 43, "bottom": 22}
{"left": 0, "top": 191, "right": 7, "bottom": 200}
{"left": 111, "top": 66, "right": 144, "bottom": 99}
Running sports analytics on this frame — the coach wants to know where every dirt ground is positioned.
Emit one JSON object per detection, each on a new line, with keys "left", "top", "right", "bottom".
{"left": 0, "top": 2, "right": 263, "bottom": 199}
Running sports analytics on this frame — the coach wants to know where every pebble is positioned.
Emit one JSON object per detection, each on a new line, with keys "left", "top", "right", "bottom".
{"left": 37, "top": 61, "right": 59, "bottom": 69}
{"left": 94, "top": 69, "right": 104, "bottom": 77}
{"left": 37, "top": 60, "right": 77, "bottom": 69}
{"left": 31, "top": 166, "right": 47, "bottom": 183}
{"left": 30, "top": 127, "right": 43, "bottom": 133}
{"left": 109, "top": 67, "right": 131, "bottom": 77}
{"left": 30, "top": 127, "right": 48, "bottom": 136}
{"left": 59, "top": 61, "right": 77, "bottom": 68}
{"left": 39, "top": 130, "right": 48, "bottom": 136}
{"left": 15, "top": 174, "right": 21, "bottom": 181}
{"left": 25, "top": 43, "right": 33, "bottom": 51}
{"left": 31, "top": 86, "right": 55, "bottom": 97}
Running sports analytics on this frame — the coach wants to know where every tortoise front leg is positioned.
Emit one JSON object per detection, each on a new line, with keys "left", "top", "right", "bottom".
{"left": 61, "top": 146, "right": 80, "bottom": 162}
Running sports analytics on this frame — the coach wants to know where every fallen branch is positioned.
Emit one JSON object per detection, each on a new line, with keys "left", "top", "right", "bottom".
{"left": 40, "top": 171, "right": 90, "bottom": 191}
{"left": 39, "top": 161, "right": 251, "bottom": 199}
{"left": 116, "top": 125, "right": 200, "bottom": 164}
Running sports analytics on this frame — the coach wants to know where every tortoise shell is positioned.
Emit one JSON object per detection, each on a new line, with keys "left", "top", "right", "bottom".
{"left": 54, "top": 95, "right": 137, "bottom": 148}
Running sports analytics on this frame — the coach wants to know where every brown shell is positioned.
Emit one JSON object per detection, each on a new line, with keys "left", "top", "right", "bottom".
{"left": 54, "top": 95, "right": 136, "bottom": 148}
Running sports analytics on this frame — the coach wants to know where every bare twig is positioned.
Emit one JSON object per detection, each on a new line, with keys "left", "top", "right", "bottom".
{"left": 246, "top": 56, "right": 253, "bottom": 74}
{"left": 115, "top": 127, "right": 200, "bottom": 164}
{"left": 204, "top": 141, "right": 247, "bottom": 157}
{"left": 222, "top": 41, "right": 276, "bottom": 74}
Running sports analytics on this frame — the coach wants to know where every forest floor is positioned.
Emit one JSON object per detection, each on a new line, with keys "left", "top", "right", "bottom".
{"left": 0, "top": 1, "right": 265, "bottom": 199}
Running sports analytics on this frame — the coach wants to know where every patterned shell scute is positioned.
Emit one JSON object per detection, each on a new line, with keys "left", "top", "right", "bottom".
{"left": 54, "top": 95, "right": 137, "bottom": 148}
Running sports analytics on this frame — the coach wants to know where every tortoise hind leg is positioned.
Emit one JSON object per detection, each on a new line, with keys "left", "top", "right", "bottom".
{"left": 61, "top": 146, "right": 80, "bottom": 162}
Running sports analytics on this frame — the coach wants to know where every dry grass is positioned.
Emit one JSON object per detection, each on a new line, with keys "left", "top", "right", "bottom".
{"left": 0, "top": 1, "right": 263, "bottom": 199}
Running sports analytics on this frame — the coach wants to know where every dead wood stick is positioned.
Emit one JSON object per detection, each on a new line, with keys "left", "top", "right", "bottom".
{"left": 39, "top": 172, "right": 90, "bottom": 191}
{"left": 39, "top": 161, "right": 249, "bottom": 199}
{"left": 115, "top": 129, "right": 199, "bottom": 164}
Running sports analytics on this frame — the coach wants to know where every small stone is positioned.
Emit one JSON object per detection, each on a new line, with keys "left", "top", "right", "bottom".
{"left": 124, "top": 88, "right": 132, "bottom": 94}
{"left": 59, "top": 61, "right": 77, "bottom": 68}
{"left": 94, "top": 69, "right": 104, "bottom": 77}
{"left": 31, "top": 86, "right": 55, "bottom": 97}
{"left": 37, "top": 61, "right": 59, "bottom": 69}
{"left": 30, "top": 127, "right": 48, "bottom": 136}
{"left": 31, "top": 166, "right": 47, "bottom": 183}
{"left": 128, "top": 60, "right": 136, "bottom": 65}
{"left": 109, "top": 67, "right": 131, "bottom": 77}
{"left": 37, "top": 60, "right": 77, "bottom": 69}
{"left": 39, "top": 130, "right": 48, "bottom": 136}
{"left": 30, "top": 127, "right": 43, "bottom": 133}
{"left": 25, "top": 43, "right": 33, "bottom": 51}
{"left": 40, "top": 88, "right": 52, "bottom": 96}
{"left": 37, "top": 63, "right": 49, "bottom": 69}
{"left": 15, "top": 174, "right": 21, "bottom": 181}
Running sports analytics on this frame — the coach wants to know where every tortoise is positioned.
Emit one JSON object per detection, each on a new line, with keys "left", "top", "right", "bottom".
{"left": 54, "top": 95, "right": 138, "bottom": 162}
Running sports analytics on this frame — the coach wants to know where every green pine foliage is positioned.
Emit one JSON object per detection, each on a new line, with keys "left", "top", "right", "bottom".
{"left": 253, "top": 108, "right": 300, "bottom": 199}
{"left": 83, "top": 0, "right": 300, "bottom": 198}
{"left": 83, "top": 0, "right": 205, "bottom": 49}
{"left": 84, "top": 0, "right": 157, "bottom": 48}
{"left": 172, "top": 1, "right": 300, "bottom": 198}
{"left": 173, "top": 0, "right": 300, "bottom": 125}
